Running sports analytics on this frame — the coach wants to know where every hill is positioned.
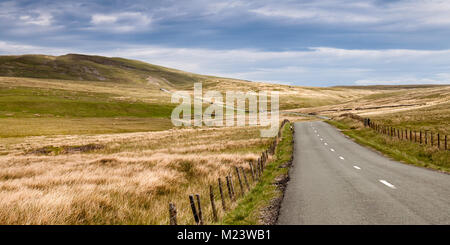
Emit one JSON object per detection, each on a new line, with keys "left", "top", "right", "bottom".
{"left": 0, "top": 53, "right": 381, "bottom": 137}
{"left": 0, "top": 54, "right": 203, "bottom": 88}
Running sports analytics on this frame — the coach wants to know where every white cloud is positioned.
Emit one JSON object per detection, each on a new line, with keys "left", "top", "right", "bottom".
{"left": 97, "top": 45, "right": 450, "bottom": 85}
{"left": 0, "top": 41, "right": 71, "bottom": 55}
{"left": 19, "top": 12, "right": 53, "bottom": 26}
{"left": 91, "top": 14, "right": 118, "bottom": 25}
{"left": 1, "top": 40, "right": 450, "bottom": 86}
{"left": 247, "top": 0, "right": 450, "bottom": 29}
{"left": 89, "top": 12, "right": 151, "bottom": 33}
{"left": 250, "top": 7, "right": 379, "bottom": 24}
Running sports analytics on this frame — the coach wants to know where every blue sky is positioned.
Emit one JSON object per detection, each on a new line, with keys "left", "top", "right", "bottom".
{"left": 1, "top": 0, "right": 450, "bottom": 86}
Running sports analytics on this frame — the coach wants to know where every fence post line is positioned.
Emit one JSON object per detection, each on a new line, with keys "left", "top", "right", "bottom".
{"left": 235, "top": 166, "right": 244, "bottom": 195}
{"left": 241, "top": 167, "right": 250, "bottom": 191}
{"left": 431, "top": 132, "right": 434, "bottom": 146}
{"left": 169, "top": 202, "right": 177, "bottom": 225}
{"left": 425, "top": 131, "right": 428, "bottom": 145}
{"left": 249, "top": 162, "right": 255, "bottom": 181}
{"left": 420, "top": 131, "right": 422, "bottom": 144}
{"left": 414, "top": 131, "right": 417, "bottom": 143}
{"left": 257, "top": 158, "right": 262, "bottom": 178}
{"left": 195, "top": 194, "right": 203, "bottom": 225}
{"left": 209, "top": 185, "right": 218, "bottom": 222}
{"left": 225, "top": 176, "right": 234, "bottom": 201}
{"left": 229, "top": 174, "right": 235, "bottom": 198}
{"left": 259, "top": 159, "right": 263, "bottom": 176}
{"left": 445, "top": 135, "right": 447, "bottom": 150}
{"left": 189, "top": 195, "right": 199, "bottom": 225}
{"left": 218, "top": 178, "right": 227, "bottom": 211}
{"left": 438, "top": 133, "right": 440, "bottom": 149}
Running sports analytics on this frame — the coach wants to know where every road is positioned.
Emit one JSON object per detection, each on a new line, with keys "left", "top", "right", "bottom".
{"left": 278, "top": 121, "right": 450, "bottom": 225}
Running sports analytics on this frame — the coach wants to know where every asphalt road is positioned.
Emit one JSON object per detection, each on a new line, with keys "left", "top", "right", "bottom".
{"left": 278, "top": 121, "right": 450, "bottom": 225}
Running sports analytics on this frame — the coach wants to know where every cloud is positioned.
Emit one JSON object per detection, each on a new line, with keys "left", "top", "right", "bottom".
{"left": 94, "top": 45, "right": 450, "bottom": 86}
{"left": 89, "top": 12, "right": 151, "bottom": 33}
{"left": 19, "top": 12, "right": 53, "bottom": 26}
{"left": 250, "top": 6, "right": 379, "bottom": 24}
{"left": 0, "top": 41, "right": 71, "bottom": 55}
{"left": 247, "top": 0, "right": 450, "bottom": 30}
{"left": 1, "top": 39, "right": 450, "bottom": 86}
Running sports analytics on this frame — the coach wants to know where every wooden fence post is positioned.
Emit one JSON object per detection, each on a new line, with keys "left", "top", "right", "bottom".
{"left": 257, "top": 158, "right": 262, "bottom": 178}
{"left": 169, "top": 202, "right": 177, "bottom": 225}
{"left": 438, "top": 133, "right": 440, "bottom": 149}
{"left": 189, "top": 195, "right": 199, "bottom": 224}
{"left": 195, "top": 194, "right": 203, "bottom": 225}
{"left": 229, "top": 174, "right": 235, "bottom": 197}
{"left": 249, "top": 162, "right": 255, "bottom": 181}
{"left": 225, "top": 176, "right": 234, "bottom": 201}
{"left": 209, "top": 185, "right": 218, "bottom": 222}
{"left": 259, "top": 159, "right": 263, "bottom": 176}
{"left": 218, "top": 178, "right": 227, "bottom": 211}
{"left": 235, "top": 166, "right": 244, "bottom": 195}
{"left": 425, "top": 131, "right": 428, "bottom": 145}
{"left": 414, "top": 131, "right": 417, "bottom": 142}
{"left": 431, "top": 132, "right": 434, "bottom": 146}
{"left": 445, "top": 135, "right": 447, "bottom": 150}
{"left": 240, "top": 167, "right": 250, "bottom": 191}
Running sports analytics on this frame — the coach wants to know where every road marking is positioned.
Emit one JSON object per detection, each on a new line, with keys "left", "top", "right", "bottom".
{"left": 353, "top": 166, "right": 361, "bottom": 170}
{"left": 379, "top": 180, "right": 396, "bottom": 189}
{"left": 330, "top": 148, "right": 335, "bottom": 152}
{"left": 339, "top": 156, "right": 345, "bottom": 160}
{"left": 324, "top": 143, "right": 328, "bottom": 146}
{"left": 320, "top": 138, "right": 323, "bottom": 141}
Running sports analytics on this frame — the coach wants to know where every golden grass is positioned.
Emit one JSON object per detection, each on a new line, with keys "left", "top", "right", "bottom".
{"left": 0, "top": 117, "right": 173, "bottom": 138}
{"left": 0, "top": 125, "right": 272, "bottom": 224}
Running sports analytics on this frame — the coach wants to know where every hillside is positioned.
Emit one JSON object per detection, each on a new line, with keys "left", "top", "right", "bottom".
{"left": 0, "top": 53, "right": 386, "bottom": 137}
{"left": 0, "top": 54, "right": 204, "bottom": 88}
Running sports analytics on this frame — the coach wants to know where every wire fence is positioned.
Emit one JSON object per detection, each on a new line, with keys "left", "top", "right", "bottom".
{"left": 168, "top": 119, "right": 292, "bottom": 225}
{"left": 340, "top": 113, "right": 448, "bottom": 151}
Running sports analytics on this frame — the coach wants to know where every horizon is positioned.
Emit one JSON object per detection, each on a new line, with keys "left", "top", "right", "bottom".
{"left": 0, "top": 53, "right": 450, "bottom": 88}
{"left": 1, "top": 0, "right": 450, "bottom": 86}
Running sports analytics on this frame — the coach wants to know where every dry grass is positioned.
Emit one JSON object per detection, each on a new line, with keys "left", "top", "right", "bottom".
{"left": 0, "top": 125, "right": 272, "bottom": 224}
{"left": 292, "top": 85, "right": 450, "bottom": 118}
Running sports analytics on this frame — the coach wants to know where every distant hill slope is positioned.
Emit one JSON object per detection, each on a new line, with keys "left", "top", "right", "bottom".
{"left": 0, "top": 54, "right": 202, "bottom": 87}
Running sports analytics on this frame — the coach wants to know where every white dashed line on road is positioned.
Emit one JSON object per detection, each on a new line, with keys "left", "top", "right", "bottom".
{"left": 379, "top": 180, "right": 396, "bottom": 189}
{"left": 339, "top": 156, "right": 345, "bottom": 160}
{"left": 320, "top": 138, "right": 323, "bottom": 141}
{"left": 330, "top": 148, "right": 335, "bottom": 152}
{"left": 353, "top": 166, "right": 361, "bottom": 170}
{"left": 324, "top": 143, "right": 328, "bottom": 146}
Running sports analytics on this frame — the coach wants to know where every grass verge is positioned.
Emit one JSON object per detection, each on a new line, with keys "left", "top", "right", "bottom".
{"left": 327, "top": 119, "right": 449, "bottom": 173}
{"left": 221, "top": 122, "right": 293, "bottom": 225}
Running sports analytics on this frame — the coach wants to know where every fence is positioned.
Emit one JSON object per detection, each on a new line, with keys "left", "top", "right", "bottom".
{"left": 341, "top": 113, "right": 448, "bottom": 151}
{"left": 168, "top": 119, "right": 292, "bottom": 225}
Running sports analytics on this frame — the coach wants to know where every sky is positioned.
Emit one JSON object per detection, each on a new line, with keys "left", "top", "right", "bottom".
{"left": 1, "top": 0, "right": 450, "bottom": 86}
